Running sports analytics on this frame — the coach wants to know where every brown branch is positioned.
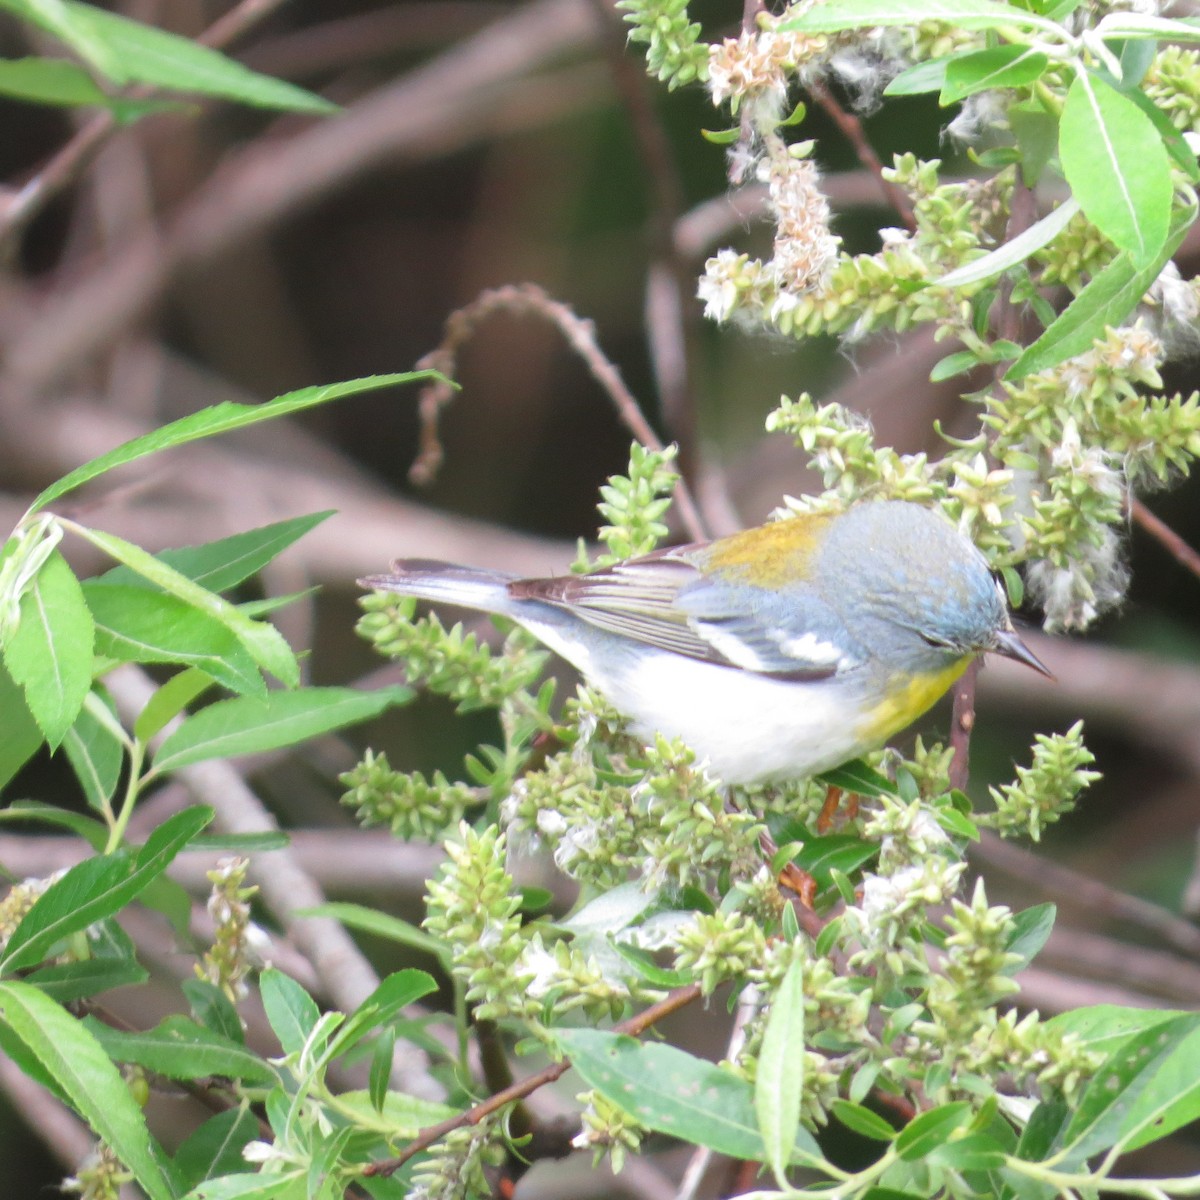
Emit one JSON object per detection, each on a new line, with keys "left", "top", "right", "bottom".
{"left": 0, "top": 0, "right": 297, "bottom": 247}
{"left": 2, "top": 0, "right": 601, "bottom": 392}
{"left": 947, "top": 659, "right": 979, "bottom": 791}
{"left": 971, "top": 830, "right": 1200, "bottom": 960}
{"left": 411, "top": 282, "right": 708, "bottom": 542}
{"left": 805, "top": 79, "right": 916, "bottom": 231}
{"left": 583, "top": 0, "right": 699, "bottom": 477}
{"left": 1130, "top": 494, "right": 1200, "bottom": 583}
{"left": 362, "top": 983, "right": 703, "bottom": 1177}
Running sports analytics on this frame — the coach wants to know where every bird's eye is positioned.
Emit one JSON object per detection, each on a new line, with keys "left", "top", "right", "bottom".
{"left": 919, "top": 632, "right": 955, "bottom": 650}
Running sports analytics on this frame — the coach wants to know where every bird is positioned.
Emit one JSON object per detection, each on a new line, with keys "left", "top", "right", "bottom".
{"left": 360, "top": 499, "right": 1051, "bottom": 785}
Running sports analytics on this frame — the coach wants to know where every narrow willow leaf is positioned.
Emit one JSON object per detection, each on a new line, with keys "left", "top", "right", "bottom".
{"left": 84, "top": 583, "right": 265, "bottom": 696}
{"left": 69, "top": 524, "right": 296, "bottom": 687}
{"left": 941, "top": 45, "right": 1048, "bottom": 104}
{"left": 173, "top": 1108, "right": 261, "bottom": 1195}
{"left": 895, "top": 1101, "right": 972, "bottom": 1160}
{"left": 62, "top": 689, "right": 125, "bottom": 811}
{"left": 0, "top": 981, "right": 174, "bottom": 1200}
{"left": 260, "top": 968, "right": 319, "bottom": 1056}
{"left": 0, "top": 661, "right": 44, "bottom": 789}
{"left": 1004, "top": 903, "right": 1056, "bottom": 972}
{"left": 2, "top": 549, "right": 94, "bottom": 749}
{"left": 1, "top": 806, "right": 213, "bottom": 972}
{"left": 30, "top": 373, "right": 440, "bottom": 514}
{"left": 0, "top": 0, "right": 123, "bottom": 78}
{"left": 185, "top": 1174, "right": 302, "bottom": 1200}
{"left": 86, "top": 1014, "right": 277, "bottom": 1084}
{"left": 25, "top": 958, "right": 148, "bottom": 1002}
{"left": 936, "top": 200, "right": 1079, "bottom": 288}
{"left": 780, "top": 0, "right": 1059, "bottom": 35}
{"left": 324, "top": 969, "right": 437, "bottom": 1063}
{"left": 93, "top": 511, "right": 335, "bottom": 595}
{"left": 831, "top": 1099, "right": 897, "bottom": 1141}
{"left": 60, "top": 1, "right": 333, "bottom": 112}
{"left": 1057, "top": 1013, "right": 1200, "bottom": 1161}
{"left": 333, "top": 1089, "right": 460, "bottom": 1138}
{"left": 815, "top": 759, "right": 896, "bottom": 796}
{"left": 756, "top": 959, "right": 806, "bottom": 1185}
{"left": 1059, "top": 70, "right": 1171, "bottom": 263}
{"left": 152, "top": 686, "right": 413, "bottom": 774}
{"left": 299, "top": 902, "right": 447, "bottom": 961}
{"left": 134, "top": 668, "right": 216, "bottom": 742}
{"left": 558, "top": 1029, "right": 825, "bottom": 1165}
{"left": 0, "top": 798, "right": 107, "bottom": 848}
{"left": 1006, "top": 202, "right": 1194, "bottom": 380}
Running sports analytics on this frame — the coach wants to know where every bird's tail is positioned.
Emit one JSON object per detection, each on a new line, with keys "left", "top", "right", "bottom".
{"left": 358, "top": 559, "right": 518, "bottom": 617}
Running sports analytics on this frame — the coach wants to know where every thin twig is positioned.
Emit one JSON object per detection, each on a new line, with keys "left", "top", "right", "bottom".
{"left": 805, "top": 79, "right": 916, "bottom": 231}
{"left": 583, "top": 0, "right": 700, "bottom": 481}
{"left": 411, "top": 282, "right": 708, "bottom": 542}
{"left": 362, "top": 983, "right": 703, "bottom": 1177}
{"left": 0, "top": 0, "right": 296, "bottom": 246}
{"left": 1130, "top": 494, "right": 1200, "bottom": 583}
{"left": 947, "top": 660, "right": 979, "bottom": 791}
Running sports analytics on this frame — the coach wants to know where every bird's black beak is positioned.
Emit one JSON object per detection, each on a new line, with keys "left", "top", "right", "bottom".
{"left": 991, "top": 628, "right": 1054, "bottom": 679}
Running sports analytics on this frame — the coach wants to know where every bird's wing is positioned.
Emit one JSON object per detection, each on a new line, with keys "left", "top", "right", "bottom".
{"left": 510, "top": 550, "right": 857, "bottom": 680}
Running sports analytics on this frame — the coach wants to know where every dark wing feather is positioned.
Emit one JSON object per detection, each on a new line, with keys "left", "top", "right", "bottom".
{"left": 510, "top": 550, "right": 852, "bottom": 679}
{"left": 510, "top": 554, "right": 724, "bottom": 663}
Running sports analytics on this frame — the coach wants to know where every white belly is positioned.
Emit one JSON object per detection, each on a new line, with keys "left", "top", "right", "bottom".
{"left": 523, "top": 616, "right": 869, "bottom": 784}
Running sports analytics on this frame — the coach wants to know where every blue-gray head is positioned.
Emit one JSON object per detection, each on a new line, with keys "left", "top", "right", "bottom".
{"left": 818, "top": 501, "right": 1049, "bottom": 676}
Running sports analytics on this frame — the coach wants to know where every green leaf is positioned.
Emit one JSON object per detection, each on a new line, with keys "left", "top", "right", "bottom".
{"left": 62, "top": 689, "right": 126, "bottom": 811}
{"left": 1045, "top": 1004, "right": 1184, "bottom": 1053}
{"left": 756, "top": 959, "right": 806, "bottom": 1185}
{"left": 69, "top": 524, "right": 297, "bottom": 687}
{"left": 0, "top": 0, "right": 123, "bottom": 78}
{"left": 832, "top": 1100, "right": 897, "bottom": 1141}
{"left": 1, "top": 806, "right": 213, "bottom": 972}
{"left": 298, "top": 902, "right": 446, "bottom": 962}
{"left": 941, "top": 46, "right": 1048, "bottom": 104}
{"left": 0, "top": 661, "right": 44, "bottom": 789}
{"left": 86, "top": 1014, "right": 277, "bottom": 1084}
{"left": 25, "top": 958, "right": 148, "bottom": 1002}
{"left": 788, "top": 834, "right": 878, "bottom": 889}
{"left": 329, "top": 1089, "right": 461, "bottom": 1138}
{"left": 369, "top": 1029, "right": 394, "bottom": 1112}
{"left": 324, "top": 970, "right": 437, "bottom": 1064}
{"left": 261, "top": 968, "right": 319, "bottom": 1056}
{"left": 191, "top": 830, "right": 290, "bottom": 853}
{"left": 926, "top": 1131, "right": 1007, "bottom": 1169}
{"left": 152, "top": 686, "right": 413, "bottom": 774}
{"left": 184, "top": 979, "right": 246, "bottom": 1044}
{"left": 816, "top": 759, "right": 896, "bottom": 796}
{"left": 30, "top": 373, "right": 440, "bottom": 515}
{"left": 1007, "top": 200, "right": 1195, "bottom": 380}
{"left": 895, "top": 1101, "right": 972, "bottom": 1160}
{"left": 84, "top": 583, "right": 265, "bottom": 696}
{"left": 884, "top": 57, "right": 949, "bottom": 96}
{"left": 0, "top": 798, "right": 107, "bottom": 848}
{"left": 935, "top": 199, "right": 1080, "bottom": 288}
{"left": 173, "top": 1108, "right": 261, "bottom": 1194}
{"left": 929, "top": 350, "right": 980, "bottom": 382}
{"left": 134, "top": 668, "right": 217, "bottom": 742}
{"left": 1057, "top": 1012, "right": 1200, "bottom": 1161}
{"left": 779, "top": 0, "right": 1059, "bottom": 35}
{"left": 1004, "top": 902, "right": 1056, "bottom": 973}
{"left": 1009, "top": 102, "right": 1059, "bottom": 187}
{"left": 56, "top": 1, "right": 333, "bottom": 112}
{"left": 185, "top": 1174, "right": 303, "bottom": 1200}
{"left": 0, "top": 981, "right": 174, "bottom": 1200}
{"left": 0, "top": 55, "right": 146, "bottom": 111}
{"left": 93, "top": 511, "right": 335, "bottom": 595}
{"left": 2, "top": 549, "right": 94, "bottom": 749}
{"left": 1059, "top": 70, "right": 1171, "bottom": 264}
{"left": 557, "top": 1029, "right": 825, "bottom": 1166}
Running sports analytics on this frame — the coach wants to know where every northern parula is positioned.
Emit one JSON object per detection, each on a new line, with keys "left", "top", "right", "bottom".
{"left": 361, "top": 500, "right": 1050, "bottom": 784}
